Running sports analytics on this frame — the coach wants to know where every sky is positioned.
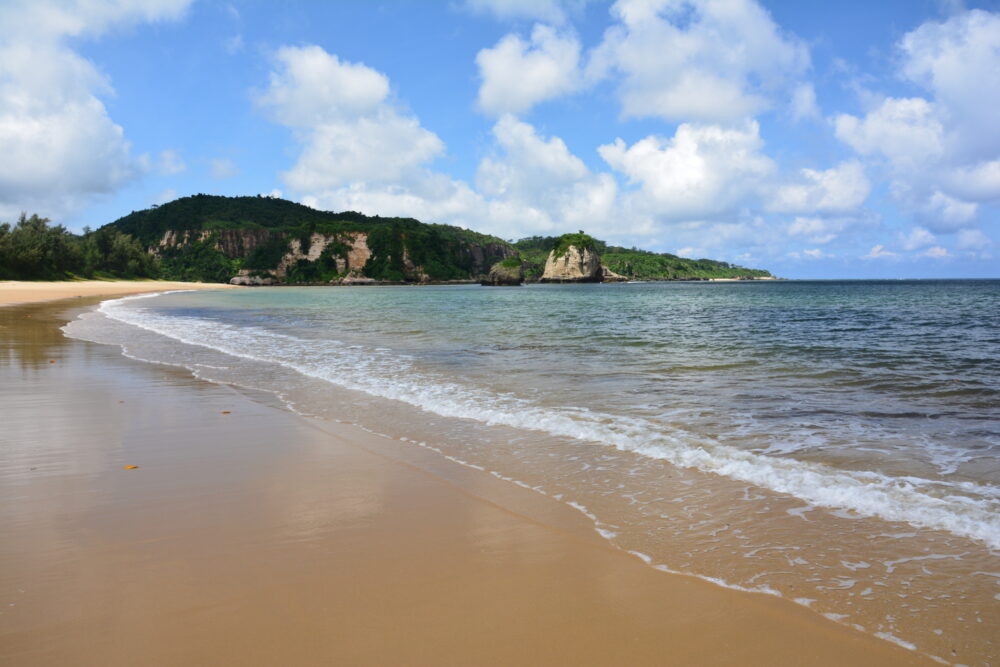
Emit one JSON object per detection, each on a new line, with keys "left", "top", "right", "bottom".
{"left": 1, "top": 0, "right": 999, "bottom": 278}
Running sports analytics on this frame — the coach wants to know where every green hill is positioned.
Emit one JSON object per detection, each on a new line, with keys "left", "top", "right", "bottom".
{"left": 104, "top": 194, "right": 515, "bottom": 283}
{"left": 87, "top": 195, "right": 774, "bottom": 284}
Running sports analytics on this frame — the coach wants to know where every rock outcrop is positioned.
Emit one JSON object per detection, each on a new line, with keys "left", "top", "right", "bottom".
{"left": 481, "top": 260, "right": 524, "bottom": 286}
{"left": 540, "top": 245, "right": 603, "bottom": 283}
{"left": 230, "top": 271, "right": 276, "bottom": 286}
{"left": 601, "top": 265, "right": 627, "bottom": 282}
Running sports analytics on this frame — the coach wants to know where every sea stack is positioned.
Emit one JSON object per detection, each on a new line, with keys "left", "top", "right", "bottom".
{"left": 540, "top": 233, "right": 603, "bottom": 283}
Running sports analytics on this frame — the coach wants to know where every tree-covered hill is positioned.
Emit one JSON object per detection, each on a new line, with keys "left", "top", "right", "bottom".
{"left": 2, "top": 195, "right": 773, "bottom": 283}
{"left": 102, "top": 194, "right": 515, "bottom": 283}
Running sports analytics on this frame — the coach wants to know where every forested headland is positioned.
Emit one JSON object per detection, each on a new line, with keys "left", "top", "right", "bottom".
{"left": 1, "top": 195, "right": 773, "bottom": 283}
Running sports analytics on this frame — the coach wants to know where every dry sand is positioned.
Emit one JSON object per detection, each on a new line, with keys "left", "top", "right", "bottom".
{"left": 0, "top": 280, "right": 238, "bottom": 306}
{"left": 0, "top": 291, "right": 936, "bottom": 666}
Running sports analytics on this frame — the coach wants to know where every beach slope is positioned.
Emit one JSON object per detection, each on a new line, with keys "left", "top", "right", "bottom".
{"left": 0, "top": 296, "right": 934, "bottom": 666}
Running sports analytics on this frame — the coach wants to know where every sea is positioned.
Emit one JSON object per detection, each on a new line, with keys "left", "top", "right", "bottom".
{"left": 63, "top": 280, "right": 1000, "bottom": 665}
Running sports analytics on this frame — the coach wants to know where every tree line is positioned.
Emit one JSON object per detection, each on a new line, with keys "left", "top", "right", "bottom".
{"left": 0, "top": 213, "right": 158, "bottom": 280}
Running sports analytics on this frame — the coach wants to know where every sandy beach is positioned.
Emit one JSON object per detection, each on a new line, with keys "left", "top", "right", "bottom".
{"left": 0, "top": 284, "right": 936, "bottom": 666}
{"left": 0, "top": 280, "right": 240, "bottom": 307}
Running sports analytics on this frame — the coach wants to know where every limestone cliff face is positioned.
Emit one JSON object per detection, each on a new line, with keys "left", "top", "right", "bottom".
{"left": 159, "top": 226, "right": 516, "bottom": 285}
{"left": 159, "top": 228, "right": 277, "bottom": 257}
{"left": 540, "top": 245, "right": 602, "bottom": 283}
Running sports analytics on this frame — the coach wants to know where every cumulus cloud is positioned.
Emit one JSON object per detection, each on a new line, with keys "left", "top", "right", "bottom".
{"left": 0, "top": 0, "right": 192, "bottom": 219}
{"left": 599, "top": 121, "right": 775, "bottom": 220}
{"left": 476, "top": 24, "right": 582, "bottom": 115}
{"left": 899, "top": 226, "right": 936, "bottom": 251}
{"left": 768, "top": 161, "right": 870, "bottom": 214}
{"left": 900, "top": 9, "right": 1000, "bottom": 161}
{"left": 476, "top": 115, "right": 617, "bottom": 235}
{"left": 956, "top": 228, "right": 993, "bottom": 250}
{"left": 835, "top": 9, "right": 1000, "bottom": 229}
{"left": 588, "top": 0, "right": 810, "bottom": 123}
{"left": 922, "top": 246, "right": 950, "bottom": 258}
{"left": 863, "top": 244, "right": 898, "bottom": 259}
{"left": 835, "top": 97, "right": 944, "bottom": 171}
{"left": 258, "top": 45, "right": 444, "bottom": 194}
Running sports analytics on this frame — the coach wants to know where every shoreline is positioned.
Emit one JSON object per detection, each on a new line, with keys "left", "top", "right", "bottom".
{"left": 0, "top": 280, "right": 240, "bottom": 307}
{"left": 0, "top": 292, "right": 936, "bottom": 665}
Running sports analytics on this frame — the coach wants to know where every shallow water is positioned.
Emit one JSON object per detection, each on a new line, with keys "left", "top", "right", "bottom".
{"left": 64, "top": 280, "right": 1000, "bottom": 664}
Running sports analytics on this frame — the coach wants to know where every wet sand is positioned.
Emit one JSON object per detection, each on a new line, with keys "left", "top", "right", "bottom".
{"left": 0, "top": 280, "right": 239, "bottom": 307}
{"left": 0, "top": 295, "right": 936, "bottom": 666}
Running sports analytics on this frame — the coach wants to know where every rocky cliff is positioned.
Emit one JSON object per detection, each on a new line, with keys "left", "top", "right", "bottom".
{"left": 540, "top": 245, "right": 603, "bottom": 283}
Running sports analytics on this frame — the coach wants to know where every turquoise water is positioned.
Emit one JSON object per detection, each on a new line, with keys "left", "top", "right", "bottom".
{"left": 65, "top": 281, "right": 1000, "bottom": 664}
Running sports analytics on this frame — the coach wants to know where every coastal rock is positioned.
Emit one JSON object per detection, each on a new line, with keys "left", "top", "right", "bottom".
{"left": 230, "top": 270, "right": 276, "bottom": 286}
{"left": 540, "top": 245, "right": 602, "bottom": 283}
{"left": 481, "top": 260, "right": 524, "bottom": 286}
{"left": 339, "top": 272, "right": 377, "bottom": 285}
{"left": 601, "top": 266, "right": 627, "bottom": 282}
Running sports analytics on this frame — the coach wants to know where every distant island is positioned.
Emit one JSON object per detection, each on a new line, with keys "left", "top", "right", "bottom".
{"left": 0, "top": 194, "right": 774, "bottom": 284}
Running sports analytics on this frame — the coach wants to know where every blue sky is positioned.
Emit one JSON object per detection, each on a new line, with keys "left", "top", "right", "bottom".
{"left": 1, "top": 0, "right": 998, "bottom": 278}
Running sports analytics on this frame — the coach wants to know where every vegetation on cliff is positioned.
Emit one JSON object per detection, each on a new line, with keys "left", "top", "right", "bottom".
{"left": 0, "top": 213, "right": 157, "bottom": 280}
{"left": 513, "top": 233, "right": 772, "bottom": 281}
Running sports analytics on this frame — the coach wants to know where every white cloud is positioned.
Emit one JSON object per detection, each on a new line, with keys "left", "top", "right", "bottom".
{"left": 900, "top": 9, "right": 1000, "bottom": 161}
{"left": 785, "top": 217, "right": 853, "bottom": 245}
{"left": 768, "top": 161, "right": 870, "bottom": 214}
{"left": 803, "top": 248, "right": 827, "bottom": 259}
{"left": 210, "top": 158, "right": 240, "bottom": 180}
{"left": 0, "top": 0, "right": 191, "bottom": 41}
{"left": 0, "top": 0, "right": 193, "bottom": 220}
{"left": 258, "top": 46, "right": 389, "bottom": 128}
{"left": 158, "top": 149, "right": 185, "bottom": 175}
{"left": 835, "top": 9, "right": 1000, "bottom": 230}
{"left": 921, "top": 245, "right": 951, "bottom": 258}
{"left": 599, "top": 120, "right": 775, "bottom": 220}
{"left": 464, "top": 0, "right": 581, "bottom": 24}
{"left": 476, "top": 24, "right": 581, "bottom": 115}
{"left": 956, "top": 228, "right": 993, "bottom": 250}
{"left": 476, "top": 115, "right": 616, "bottom": 235}
{"left": 863, "top": 244, "right": 898, "bottom": 259}
{"left": 791, "top": 83, "right": 820, "bottom": 121}
{"left": 258, "top": 45, "right": 444, "bottom": 193}
{"left": 944, "top": 159, "right": 1000, "bottom": 202}
{"left": 920, "top": 190, "right": 977, "bottom": 228}
{"left": 899, "top": 226, "right": 936, "bottom": 251}
{"left": 588, "top": 0, "right": 810, "bottom": 123}
{"left": 834, "top": 97, "right": 944, "bottom": 171}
